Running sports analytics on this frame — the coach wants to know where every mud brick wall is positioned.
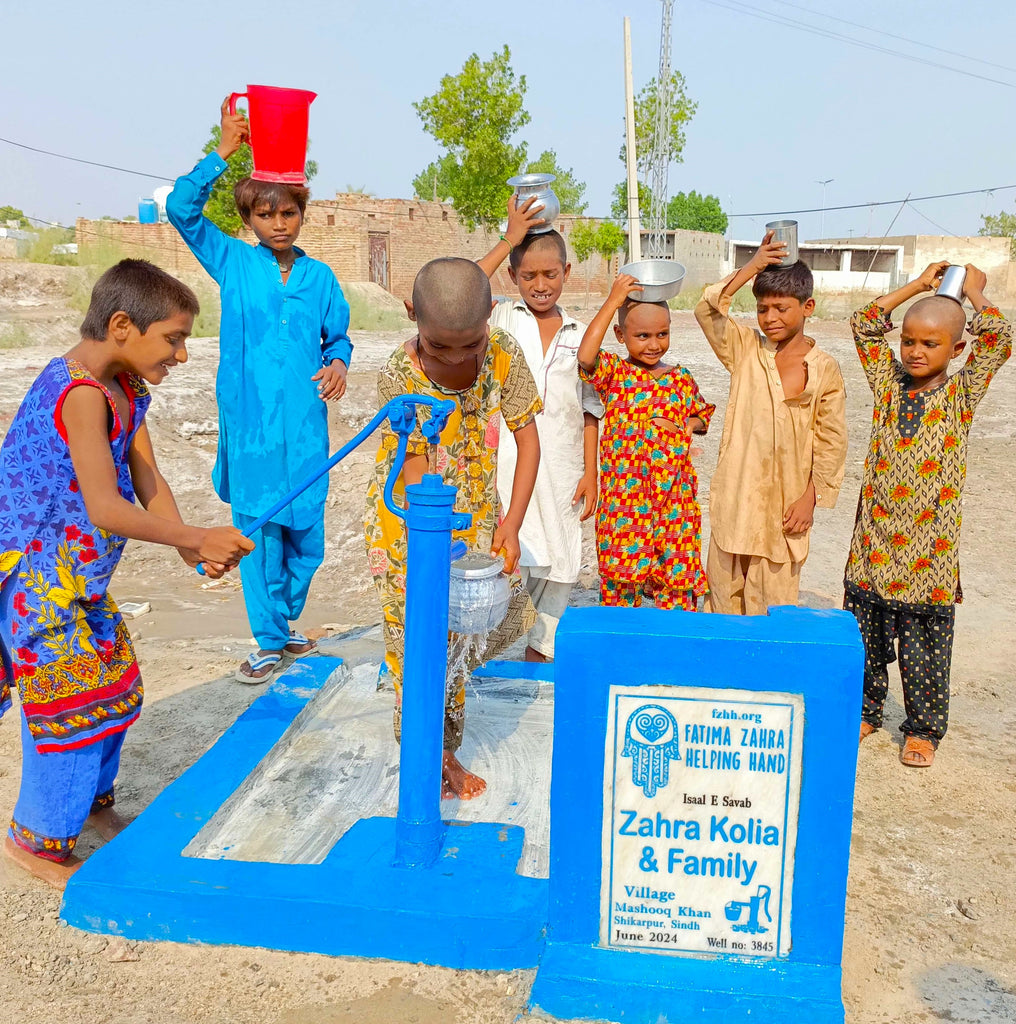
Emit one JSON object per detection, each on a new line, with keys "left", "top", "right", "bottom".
{"left": 76, "top": 197, "right": 726, "bottom": 303}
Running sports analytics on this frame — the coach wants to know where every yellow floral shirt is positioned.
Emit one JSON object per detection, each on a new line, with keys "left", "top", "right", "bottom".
{"left": 845, "top": 301, "right": 1011, "bottom": 608}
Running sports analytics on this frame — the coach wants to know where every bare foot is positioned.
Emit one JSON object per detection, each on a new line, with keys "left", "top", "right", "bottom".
{"left": 441, "top": 750, "right": 487, "bottom": 800}
{"left": 3, "top": 835, "right": 82, "bottom": 890}
{"left": 85, "top": 806, "right": 133, "bottom": 842}
{"left": 524, "top": 646, "right": 550, "bottom": 663}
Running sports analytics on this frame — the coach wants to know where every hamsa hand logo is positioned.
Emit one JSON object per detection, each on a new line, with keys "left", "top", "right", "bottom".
{"left": 623, "top": 704, "right": 681, "bottom": 798}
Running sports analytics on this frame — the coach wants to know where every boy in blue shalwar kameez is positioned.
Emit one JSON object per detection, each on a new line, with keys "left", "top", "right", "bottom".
{"left": 168, "top": 98, "right": 352, "bottom": 683}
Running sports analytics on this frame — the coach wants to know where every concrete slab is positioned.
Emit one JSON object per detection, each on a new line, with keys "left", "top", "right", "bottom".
{"left": 60, "top": 632, "right": 552, "bottom": 968}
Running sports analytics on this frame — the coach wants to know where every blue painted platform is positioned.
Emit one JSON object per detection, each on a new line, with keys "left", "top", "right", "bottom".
{"left": 529, "top": 605, "right": 863, "bottom": 1024}
{"left": 60, "top": 655, "right": 547, "bottom": 969}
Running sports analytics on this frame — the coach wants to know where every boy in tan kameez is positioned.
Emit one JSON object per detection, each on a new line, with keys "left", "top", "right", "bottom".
{"left": 694, "top": 232, "right": 848, "bottom": 614}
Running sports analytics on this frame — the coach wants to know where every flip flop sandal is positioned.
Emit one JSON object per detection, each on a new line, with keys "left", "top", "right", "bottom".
{"left": 900, "top": 736, "right": 936, "bottom": 768}
{"left": 235, "top": 652, "right": 283, "bottom": 685}
{"left": 283, "top": 630, "right": 318, "bottom": 659}
{"left": 859, "top": 722, "right": 877, "bottom": 743}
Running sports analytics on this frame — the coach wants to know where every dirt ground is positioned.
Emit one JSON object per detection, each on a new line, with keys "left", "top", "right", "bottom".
{"left": 1, "top": 263, "right": 1015, "bottom": 1023}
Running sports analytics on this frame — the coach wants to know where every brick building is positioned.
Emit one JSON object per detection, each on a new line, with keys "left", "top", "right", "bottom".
{"left": 75, "top": 192, "right": 728, "bottom": 303}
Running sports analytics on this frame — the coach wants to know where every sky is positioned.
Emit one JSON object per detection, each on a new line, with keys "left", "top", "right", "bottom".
{"left": 3, "top": 0, "right": 1016, "bottom": 243}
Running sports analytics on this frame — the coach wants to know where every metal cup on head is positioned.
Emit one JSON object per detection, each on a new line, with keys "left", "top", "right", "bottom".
{"left": 935, "top": 265, "right": 967, "bottom": 305}
{"left": 765, "top": 219, "right": 799, "bottom": 267}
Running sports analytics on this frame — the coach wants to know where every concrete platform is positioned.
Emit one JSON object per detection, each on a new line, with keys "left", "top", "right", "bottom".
{"left": 60, "top": 630, "right": 553, "bottom": 969}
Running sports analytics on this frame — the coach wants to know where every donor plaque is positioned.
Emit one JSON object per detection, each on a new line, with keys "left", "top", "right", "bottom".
{"left": 601, "top": 685, "right": 804, "bottom": 958}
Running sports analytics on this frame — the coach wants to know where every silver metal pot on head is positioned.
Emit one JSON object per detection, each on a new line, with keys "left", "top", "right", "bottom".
{"left": 765, "top": 219, "right": 799, "bottom": 267}
{"left": 507, "top": 174, "right": 560, "bottom": 234}
{"left": 935, "top": 265, "right": 967, "bottom": 304}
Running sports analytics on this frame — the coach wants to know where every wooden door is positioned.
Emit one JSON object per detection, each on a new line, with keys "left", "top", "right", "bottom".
{"left": 368, "top": 232, "right": 390, "bottom": 291}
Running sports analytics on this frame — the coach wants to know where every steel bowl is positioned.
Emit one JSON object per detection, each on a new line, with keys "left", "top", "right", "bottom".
{"left": 619, "top": 259, "right": 687, "bottom": 302}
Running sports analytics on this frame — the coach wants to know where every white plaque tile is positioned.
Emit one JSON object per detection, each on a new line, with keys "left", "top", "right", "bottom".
{"left": 600, "top": 686, "right": 803, "bottom": 959}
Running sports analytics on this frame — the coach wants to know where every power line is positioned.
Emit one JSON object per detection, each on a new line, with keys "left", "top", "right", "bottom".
{"left": 905, "top": 202, "right": 959, "bottom": 237}
{"left": 694, "top": 0, "right": 1016, "bottom": 90}
{"left": 0, "top": 135, "right": 173, "bottom": 182}
{"left": 729, "top": 184, "right": 1016, "bottom": 219}
{"left": 764, "top": 0, "right": 1016, "bottom": 76}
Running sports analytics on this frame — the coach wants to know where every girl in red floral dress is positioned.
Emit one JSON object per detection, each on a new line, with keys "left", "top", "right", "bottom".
{"left": 578, "top": 274, "right": 714, "bottom": 610}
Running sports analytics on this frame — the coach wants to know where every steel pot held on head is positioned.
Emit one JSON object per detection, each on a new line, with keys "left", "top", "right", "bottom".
{"left": 765, "top": 219, "right": 799, "bottom": 267}
{"left": 448, "top": 552, "right": 510, "bottom": 634}
{"left": 619, "top": 259, "right": 687, "bottom": 302}
{"left": 936, "top": 265, "right": 967, "bottom": 304}
{"left": 507, "top": 173, "right": 560, "bottom": 234}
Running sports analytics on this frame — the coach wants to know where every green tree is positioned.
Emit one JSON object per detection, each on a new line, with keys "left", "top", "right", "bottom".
{"left": 412, "top": 153, "right": 459, "bottom": 203}
{"left": 200, "top": 128, "right": 319, "bottom": 236}
{"left": 667, "top": 191, "right": 728, "bottom": 234}
{"left": 611, "top": 180, "right": 654, "bottom": 222}
{"left": 594, "top": 221, "right": 627, "bottom": 265}
{"left": 570, "top": 219, "right": 599, "bottom": 306}
{"left": 412, "top": 46, "right": 530, "bottom": 229}
{"left": 525, "top": 150, "right": 587, "bottom": 214}
{"left": 570, "top": 220, "right": 628, "bottom": 305}
{"left": 0, "top": 205, "right": 30, "bottom": 228}
{"left": 618, "top": 71, "right": 698, "bottom": 175}
{"left": 570, "top": 219, "right": 598, "bottom": 264}
{"left": 979, "top": 210, "right": 1016, "bottom": 259}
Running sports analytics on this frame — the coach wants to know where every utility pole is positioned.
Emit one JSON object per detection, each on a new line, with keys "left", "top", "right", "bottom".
{"left": 816, "top": 178, "right": 833, "bottom": 238}
{"left": 624, "top": 16, "right": 642, "bottom": 263}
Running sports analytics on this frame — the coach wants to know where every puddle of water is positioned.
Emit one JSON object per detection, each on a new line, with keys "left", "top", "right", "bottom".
{"left": 278, "top": 979, "right": 459, "bottom": 1024}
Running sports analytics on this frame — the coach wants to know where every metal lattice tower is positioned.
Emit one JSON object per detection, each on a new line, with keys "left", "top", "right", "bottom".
{"left": 646, "top": 0, "right": 674, "bottom": 259}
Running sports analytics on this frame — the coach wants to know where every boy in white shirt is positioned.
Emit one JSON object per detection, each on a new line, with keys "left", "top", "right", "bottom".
{"left": 478, "top": 200, "right": 600, "bottom": 661}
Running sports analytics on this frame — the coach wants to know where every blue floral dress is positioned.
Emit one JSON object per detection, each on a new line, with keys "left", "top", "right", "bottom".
{"left": 0, "top": 359, "right": 148, "bottom": 753}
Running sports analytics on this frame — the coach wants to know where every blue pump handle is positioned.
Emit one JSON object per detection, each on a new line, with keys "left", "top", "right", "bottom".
{"left": 196, "top": 395, "right": 456, "bottom": 575}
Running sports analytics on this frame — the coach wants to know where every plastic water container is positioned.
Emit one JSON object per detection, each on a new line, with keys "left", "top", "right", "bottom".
{"left": 138, "top": 199, "right": 158, "bottom": 224}
{"left": 448, "top": 553, "right": 510, "bottom": 634}
{"left": 229, "top": 84, "right": 317, "bottom": 185}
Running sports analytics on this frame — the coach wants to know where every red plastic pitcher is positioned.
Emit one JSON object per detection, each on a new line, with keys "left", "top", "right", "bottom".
{"left": 228, "top": 84, "right": 317, "bottom": 185}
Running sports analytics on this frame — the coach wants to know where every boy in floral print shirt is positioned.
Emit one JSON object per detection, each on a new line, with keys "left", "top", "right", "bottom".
{"left": 845, "top": 262, "right": 1011, "bottom": 768}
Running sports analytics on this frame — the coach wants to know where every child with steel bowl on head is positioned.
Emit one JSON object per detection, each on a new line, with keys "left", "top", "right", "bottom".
{"left": 844, "top": 262, "right": 1011, "bottom": 767}
{"left": 478, "top": 197, "right": 602, "bottom": 663}
{"left": 578, "top": 273, "right": 714, "bottom": 611}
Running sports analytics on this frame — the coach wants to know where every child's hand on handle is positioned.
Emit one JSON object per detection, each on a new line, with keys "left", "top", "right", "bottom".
{"left": 607, "top": 273, "right": 645, "bottom": 310}
{"left": 572, "top": 472, "right": 599, "bottom": 522}
{"left": 312, "top": 359, "right": 348, "bottom": 402}
{"left": 491, "top": 523, "right": 521, "bottom": 574}
{"left": 189, "top": 526, "right": 255, "bottom": 577}
{"left": 216, "top": 96, "right": 249, "bottom": 161}
{"left": 916, "top": 260, "right": 950, "bottom": 293}
{"left": 504, "top": 195, "right": 546, "bottom": 247}
{"left": 747, "top": 230, "right": 787, "bottom": 276}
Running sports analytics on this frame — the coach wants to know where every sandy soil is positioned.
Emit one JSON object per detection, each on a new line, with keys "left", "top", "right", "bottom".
{"left": 1, "top": 266, "right": 1014, "bottom": 1023}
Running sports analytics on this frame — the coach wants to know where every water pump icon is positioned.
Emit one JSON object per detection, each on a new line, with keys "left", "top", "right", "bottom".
{"left": 724, "top": 885, "right": 773, "bottom": 935}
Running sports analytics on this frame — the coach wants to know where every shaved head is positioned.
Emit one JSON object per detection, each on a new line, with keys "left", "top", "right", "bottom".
{"left": 905, "top": 295, "right": 967, "bottom": 343}
{"left": 509, "top": 229, "right": 568, "bottom": 271}
{"left": 618, "top": 297, "right": 669, "bottom": 328}
{"left": 412, "top": 257, "right": 491, "bottom": 330}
